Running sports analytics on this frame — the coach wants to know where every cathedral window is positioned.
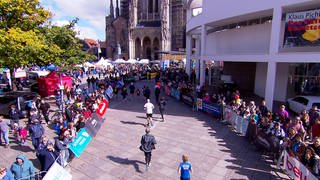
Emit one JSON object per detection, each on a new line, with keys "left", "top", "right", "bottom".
{"left": 148, "top": 0, "right": 153, "bottom": 13}
{"left": 154, "top": 0, "right": 159, "bottom": 13}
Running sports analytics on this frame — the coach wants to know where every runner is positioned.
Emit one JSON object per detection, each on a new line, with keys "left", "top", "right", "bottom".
{"left": 140, "top": 128, "right": 157, "bottom": 171}
{"left": 144, "top": 99, "right": 154, "bottom": 127}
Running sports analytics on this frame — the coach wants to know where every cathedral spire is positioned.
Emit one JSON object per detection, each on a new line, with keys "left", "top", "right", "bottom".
{"left": 116, "top": 0, "right": 120, "bottom": 18}
{"left": 110, "top": 0, "right": 114, "bottom": 18}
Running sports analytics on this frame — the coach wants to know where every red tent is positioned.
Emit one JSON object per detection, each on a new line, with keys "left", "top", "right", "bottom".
{"left": 37, "top": 71, "right": 72, "bottom": 97}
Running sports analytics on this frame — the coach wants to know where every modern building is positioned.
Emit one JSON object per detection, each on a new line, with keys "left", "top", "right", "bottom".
{"left": 186, "top": 0, "right": 320, "bottom": 110}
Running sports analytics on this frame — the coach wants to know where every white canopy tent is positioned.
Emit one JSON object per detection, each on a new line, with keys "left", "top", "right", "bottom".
{"left": 138, "top": 59, "right": 149, "bottom": 64}
{"left": 114, "top": 59, "right": 126, "bottom": 64}
{"left": 127, "top": 59, "right": 137, "bottom": 64}
{"left": 83, "top": 62, "right": 95, "bottom": 67}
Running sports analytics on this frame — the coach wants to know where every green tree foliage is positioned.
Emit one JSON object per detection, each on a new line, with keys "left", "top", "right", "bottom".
{"left": 0, "top": 0, "right": 94, "bottom": 68}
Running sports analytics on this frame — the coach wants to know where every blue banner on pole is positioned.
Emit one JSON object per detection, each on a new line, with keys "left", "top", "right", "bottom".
{"left": 69, "top": 128, "right": 92, "bottom": 157}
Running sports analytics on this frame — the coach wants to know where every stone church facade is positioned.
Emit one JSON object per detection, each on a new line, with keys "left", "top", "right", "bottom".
{"left": 105, "top": 0, "right": 186, "bottom": 60}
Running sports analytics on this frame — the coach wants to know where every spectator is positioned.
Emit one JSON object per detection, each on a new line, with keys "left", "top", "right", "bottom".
{"left": 202, "top": 93, "right": 210, "bottom": 103}
{"left": 289, "top": 134, "right": 306, "bottom": 160}
{"left": 129, "top": 82, "right": 135, "bottom": 100}
{"left": 12, "top": 123, "right": 27, "bottom": 146}
{"left": 300, "top": 109, "right": 311, "bottom": 139}
{"left": 8, "top": 105, "right": 20, "bottom": 129}
{"left": 259, "top": 100, "right": 269, "bottom": 118}
{"left": 178, "top": 154, "right": 192, "bottom": 180}
{"left": 309, "top": 105, "right": 320, "bottom": 129}
{"left": 309, "top": 137, "right": 320, "bottom": 156}
{"left": 0, "top": 165, "right": 14, "bottom": 180}
{"left": 29, "top": 119, "right": 45, "bottom": 151}
{"left": 10, "top": 154, "right": 35, "bottom": 180}
{"left": 36, "top": 135, "right": 48, "bottom": 156}
{"left": 313, "top": 117, "right": 320, "bottom": 139}
{"left": 38, "top": 141, "right": 59, "bottom": 176}
{"left": 277, "top": 105, "right": 289, "bottom": 124}
{"left": 39, "top": 99, "right": 50, "bottom": 125}
{"left": 288, "top": 116, "right": 306, "bottom": 140}
{"left": 0, "top": 116, "right": 10, "bottom": 148}
{"left": 53, "top": 117, "right": 68, "bottom": 136}
{"left": 301, "top": 147, "right": 318, "bottom": 176}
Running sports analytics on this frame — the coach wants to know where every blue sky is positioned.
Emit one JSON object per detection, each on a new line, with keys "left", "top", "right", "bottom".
{"left": 41, "top": 0, "right": 111, "bottom": 40}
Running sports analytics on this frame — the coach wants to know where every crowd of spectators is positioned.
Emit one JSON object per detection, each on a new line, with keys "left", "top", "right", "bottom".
{"left": 0, "top": 64, "right": 146, "bottom": 179}
{"left": 224, "top": 91, "right": 320, "bottom": 177}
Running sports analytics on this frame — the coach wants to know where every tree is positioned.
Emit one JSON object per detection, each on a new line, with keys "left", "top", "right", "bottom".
{"left": 0, "top": 0, "right": 94, "bottom": 68}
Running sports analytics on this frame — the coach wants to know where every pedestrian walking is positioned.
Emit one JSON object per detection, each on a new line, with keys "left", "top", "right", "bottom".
{"left": 159, "top": 97, "right": 167, "bottom": 122}
{"left": 8, "top": 105, "right": 20, "bottom": 129}
{"left": 39, "top": 99, "right": 50, "bottom": 125}
{"left": 0, "top": 116, "right": 10, "bottom": 148}
{"left": 10, "top": 154, "right": 35, "bottom": 180}
{"left": 144, "top": 99, "right": 154, "bottom": 127}
{"left": 29, "top": 119, "right": 45, "bottom": 151}
{"left": 140, "top": 128, "right": 157, "bottom": 171}
{"left": 178, "top": 155, "right": 192, "bottom": 180}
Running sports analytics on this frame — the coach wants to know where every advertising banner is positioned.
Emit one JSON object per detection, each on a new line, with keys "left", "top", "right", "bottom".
{"left": 106, "top": 85, "right": 113, "bottom": 99}
{"left": 69, "top": 128, "right": 92, "bottom": 157}
{"left": 196, "top": 98, "right": 203, "bottom": 110}
{"left": 85, "top": 113, "right": 103, "bottom": 137}
{"left": 96, "top": 99, "right": 108, "bottom": 117}
{"left": 43, "top": 162, "right": 72, "bottom": 180}
{"left": 202, "top": 102, "right": 222, "bottom": 117}
{"left": 283, "top": 151, "right": 317, "bottom": 180}
{"left": 170, "top": 88, "right": 180, "bottom": 100}
{"left": 284, "top": 9, "right": 320, "bottom": 47}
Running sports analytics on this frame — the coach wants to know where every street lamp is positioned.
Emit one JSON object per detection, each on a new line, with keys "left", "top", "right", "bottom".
{"left": 57, "top": 70, "right": 64, "bottom": 113}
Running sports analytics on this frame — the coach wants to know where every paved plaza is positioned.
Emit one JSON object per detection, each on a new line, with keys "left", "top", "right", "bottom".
{"left": 0, "top": 80, "right": 290, "bottom": 180}
{"left": 69, "top": 80, "right": 289, "bottom": 180}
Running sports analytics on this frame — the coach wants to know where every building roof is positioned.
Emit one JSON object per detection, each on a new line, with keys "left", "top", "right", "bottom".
{"left": 84, "top": 39, "right": 98, "bottom": 48}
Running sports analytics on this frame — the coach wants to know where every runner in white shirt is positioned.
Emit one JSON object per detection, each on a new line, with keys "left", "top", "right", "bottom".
{"left": 144, "top": 99, "right": 154, "bottom": 126}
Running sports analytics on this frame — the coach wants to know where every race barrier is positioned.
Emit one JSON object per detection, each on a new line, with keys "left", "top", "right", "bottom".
{"left": 180, "top": 93, "right": 194, "bottom": 106}
{"left": 170, "top": 87, "right": 180, "bottom": 100}
{"left": 223, "top": 106, "right": 318, "bottom": 179}
{"left": 283, "top": 151, "right": 317, "bottom": 180}
{"left": 69, "top": 128, "right": 93, "bottom": 157}
{"left": 196, "top": 98, "right": 222, "bottom": 118}
{"left": 43, "top": 162, "right": 72, "bottom": 180}
{"left": 223, "top": 106, "right": 249, "bottom": 136}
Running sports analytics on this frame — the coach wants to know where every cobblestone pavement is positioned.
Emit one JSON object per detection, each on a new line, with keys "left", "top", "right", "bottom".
{"left": 0, "top": 80, "right": 290, "bottom": 180}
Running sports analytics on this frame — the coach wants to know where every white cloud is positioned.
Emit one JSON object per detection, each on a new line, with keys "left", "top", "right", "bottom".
{"left": 41, "top": 0, "right": 111, "bottom": 40}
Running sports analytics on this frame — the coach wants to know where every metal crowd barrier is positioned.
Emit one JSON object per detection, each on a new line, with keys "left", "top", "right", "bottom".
{"left": 224, "top": 106, "right": 249, "bottom": 136}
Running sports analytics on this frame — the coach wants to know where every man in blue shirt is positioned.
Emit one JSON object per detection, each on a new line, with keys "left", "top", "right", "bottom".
{"left": 178, "top": 154, "right": 192, "bottom": 180}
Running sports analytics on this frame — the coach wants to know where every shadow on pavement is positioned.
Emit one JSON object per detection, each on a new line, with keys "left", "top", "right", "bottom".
{"left": 106, "top": 155, "right": 144, "bottom": 173}
{"left": 10, "top": 145, "right": 34, "bottom": 153}
{"left": 108, "top": 81, "right": 289, "bottom": 179}
{"left": 120, "top": 120, "right": 146, "bottom": 127}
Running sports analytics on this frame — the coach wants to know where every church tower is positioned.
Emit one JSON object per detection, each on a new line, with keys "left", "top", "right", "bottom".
{"left": 116, "top": 0, "right": 120, "bottom": 18}
{"left": 110, "top": 0, "right": 114, "bottom": 18}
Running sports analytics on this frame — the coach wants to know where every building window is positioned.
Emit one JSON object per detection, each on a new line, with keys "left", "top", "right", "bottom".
{"left": 148, "top": 0, "right": 153, "bottom": 13}
{"left": 192, "top": 7, "right": 202, "bottom": 17}
{"left": 154, "top": 0, "right": 159, "bottom": 13}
